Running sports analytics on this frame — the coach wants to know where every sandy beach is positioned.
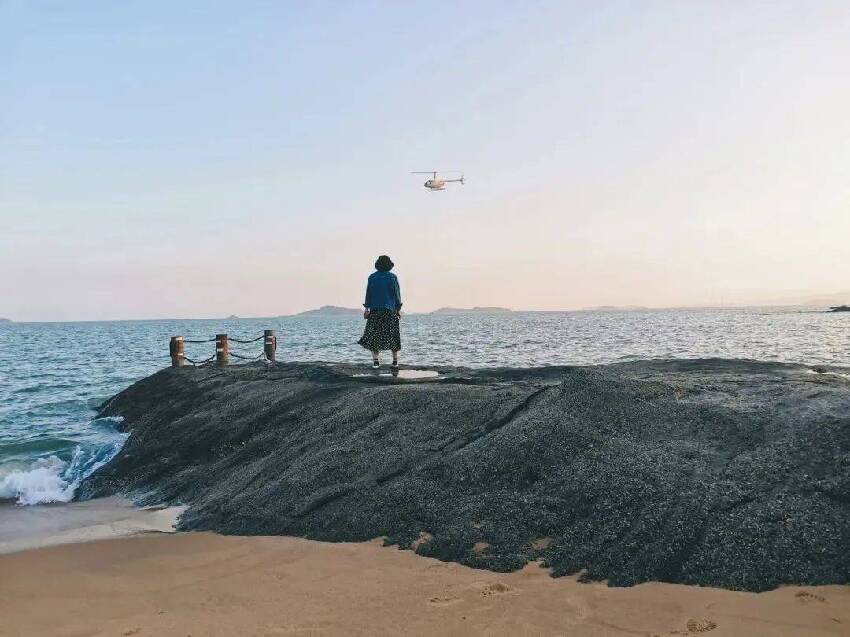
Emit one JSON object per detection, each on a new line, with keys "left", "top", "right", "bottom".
{"left": 1, "top": 532, "right": 848, "bottom": 637}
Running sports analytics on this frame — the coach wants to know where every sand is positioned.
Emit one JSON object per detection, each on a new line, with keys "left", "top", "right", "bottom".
{"left": 1, "top": 533, "right": 848, "bottom": 637}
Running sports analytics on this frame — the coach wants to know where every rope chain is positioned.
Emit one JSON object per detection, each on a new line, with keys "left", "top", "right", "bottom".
{"left": 185, "top": 354, "right": 217, "bottom": 366}
{"left": 178, "top": 332, "right": 274, "bottom": 366}
{"left": 228, "top": 350, "right": 268, "bottom": 361}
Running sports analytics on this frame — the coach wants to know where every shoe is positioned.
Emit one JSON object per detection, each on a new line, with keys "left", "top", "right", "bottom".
{"left": 371, "top": 360, "right": 380, "bottom": 369}
{"left": 391, "top": 360, "right": 399, "bottom": 369}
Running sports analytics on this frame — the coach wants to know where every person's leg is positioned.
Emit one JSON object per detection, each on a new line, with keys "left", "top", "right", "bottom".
{"left": 371, "top": 350, "right": 380, "bottom": 368}
{"left": 391, "top": 349, "right": 399, "bottom": 367}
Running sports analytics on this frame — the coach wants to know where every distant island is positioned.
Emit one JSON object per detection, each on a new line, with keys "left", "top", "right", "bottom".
{"left": 830, "top": 305, "right": 850, "bottom": 313}
{"left": 431, "top": 307, "right": 512, "bottom": 314}
{"left": 0, "top": 318, "right": 11, "bottom": 323}
{"left": 771, "top": 291, "right": 850, "bottom": 307}
{"left": 226, "top": 315, "right": 240, "bottom": 319}
{"left": 297, "top": 305, "right": 362, "bottom": 317}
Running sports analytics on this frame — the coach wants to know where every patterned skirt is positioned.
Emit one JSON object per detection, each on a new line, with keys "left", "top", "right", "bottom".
{"left": 358, "top": 309, "right": 401, "bottom": 352}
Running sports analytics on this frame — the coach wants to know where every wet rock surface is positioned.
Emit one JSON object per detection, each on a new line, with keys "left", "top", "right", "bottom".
{"left": 81, "top": 359, "right": 850, "bottom": 591}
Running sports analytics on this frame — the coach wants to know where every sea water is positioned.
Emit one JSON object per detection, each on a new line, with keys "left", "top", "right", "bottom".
{"left": 0, "top": 308, "right": 847, "bottom": 506}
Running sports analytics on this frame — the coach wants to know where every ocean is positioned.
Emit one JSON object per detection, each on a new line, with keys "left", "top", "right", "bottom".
{"left": 0, "top": 308, "right": 847, "bottom": 506}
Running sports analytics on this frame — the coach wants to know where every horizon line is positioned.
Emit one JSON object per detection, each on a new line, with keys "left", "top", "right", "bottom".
{"left": 2, "top": 301, "right": 846, "bottom": 324}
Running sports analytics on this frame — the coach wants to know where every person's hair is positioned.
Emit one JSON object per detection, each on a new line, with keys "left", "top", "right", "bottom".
{"left": 375, "top": 255, "right": 394, "bottom": 272}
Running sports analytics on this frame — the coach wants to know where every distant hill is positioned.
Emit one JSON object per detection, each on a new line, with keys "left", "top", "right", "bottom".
{"left": 771, "top": 291, "right": 850, "bottom": 307}
{"left": 0, "top": 318, "right": 11, "bottom": 323}
{"left": 297, "top": 305, "right": 361, "bottom": 317}
{"left": 431, "top": 307, "right": 512, "bottom": 314}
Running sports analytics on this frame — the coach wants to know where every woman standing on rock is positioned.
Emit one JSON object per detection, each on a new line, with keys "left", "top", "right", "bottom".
{"left": 358, "top": 255, "right": 402, "bottom": 369}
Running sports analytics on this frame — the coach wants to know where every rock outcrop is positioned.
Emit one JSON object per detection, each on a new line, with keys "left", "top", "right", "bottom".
{"left": 81, "top": 359, "right": 850, "bottom": 591}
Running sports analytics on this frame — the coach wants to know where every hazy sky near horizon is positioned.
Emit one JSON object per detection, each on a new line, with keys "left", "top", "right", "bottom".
{"left": 2, "top": 1, "right": 849, "bottom": 321}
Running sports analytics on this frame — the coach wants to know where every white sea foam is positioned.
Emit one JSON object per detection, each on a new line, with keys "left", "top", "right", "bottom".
{"left": 0, "top": 432, "right": 127, "bottom": 506}
{"left": 806, "top": 369, "right": 850, "bottom": 381}
{"left": 0, "top": 456, "right": 74, "bottom": 505}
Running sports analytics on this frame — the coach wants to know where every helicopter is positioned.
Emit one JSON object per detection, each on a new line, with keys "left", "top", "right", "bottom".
{"left": 411, "top": 170, "right": 464, "bottom": 191}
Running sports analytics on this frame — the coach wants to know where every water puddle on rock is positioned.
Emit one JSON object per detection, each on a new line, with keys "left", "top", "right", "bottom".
{"left": 352, "top": 369, "right": 439, "bottom": 379}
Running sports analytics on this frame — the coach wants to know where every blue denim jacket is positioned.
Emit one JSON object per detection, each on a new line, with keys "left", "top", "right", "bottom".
{"left": 364, "top": 271, "right": 402, "bottom": 311}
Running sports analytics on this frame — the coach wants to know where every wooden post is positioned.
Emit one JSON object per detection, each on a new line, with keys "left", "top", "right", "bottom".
{"left": 169, "top": 336, "right": 185, "bottom": 367}
{"left": 216, "top": 334, "right": 229, "bottom": 366}
{"left": 264, "top": 329, "right": 276, "bottom": 362}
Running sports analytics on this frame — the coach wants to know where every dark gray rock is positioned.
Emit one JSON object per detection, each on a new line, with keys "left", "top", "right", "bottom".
{"left": 81, "top": 359, "right": 850, "bottom": 591}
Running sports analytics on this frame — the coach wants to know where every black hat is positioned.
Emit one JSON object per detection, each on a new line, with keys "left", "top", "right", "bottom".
{"left": 375, "top": 255, "right": 394, "bottom": 272}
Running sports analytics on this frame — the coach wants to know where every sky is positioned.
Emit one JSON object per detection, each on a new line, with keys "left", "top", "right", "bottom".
{"left": 1, "top": 1, "right": 849, "bottom": 321}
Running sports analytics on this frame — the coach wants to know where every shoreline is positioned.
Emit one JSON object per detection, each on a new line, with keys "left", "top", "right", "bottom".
{"left": 0, "top": 496, "right": 183, "bottom": 555}
{"left": 3, "top": 358, "right": 850, "bottom": 634}
{"left": 1, "top": 532, "right": 848, "bottom": 636}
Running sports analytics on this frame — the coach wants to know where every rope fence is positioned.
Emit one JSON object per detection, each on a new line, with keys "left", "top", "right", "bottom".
{"left": 169, "top": 330, "right": 277, "bottom": 368}
{"left": 184, "top": 354, "right": 217, "bottom": 367}
{"left": 228, "top": 348, "right": 267, "bottom": 361}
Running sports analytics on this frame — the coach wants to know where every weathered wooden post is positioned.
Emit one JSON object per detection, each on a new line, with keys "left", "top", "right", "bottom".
{"left": 264, "top": 329, "right": 277, "bottom": 362}
{"left": 215, "top": 334, "right": 229, "bottom": 366}
{"left": 169, "top": 336, "right": 185, "bottom": 367}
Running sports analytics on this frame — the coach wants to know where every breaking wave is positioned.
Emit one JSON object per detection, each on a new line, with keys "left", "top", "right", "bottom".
{"left": 0, "top": 420, "right": 127, "bottom": 506}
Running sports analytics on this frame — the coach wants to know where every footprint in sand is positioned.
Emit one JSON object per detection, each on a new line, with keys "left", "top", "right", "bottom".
{"left": 480, "top": 582, "right": 514, "bottom": 597}
{"left": 425, "top": 563, "right": 450, "bottom": 571}
{"left": 795, "top": 591, "right": 826, "bottom": 604}
{"left": 428, "top": 596, "right": 462, "bottom": 606}
{"left": 264, "top": 621, "right": 334, "bottom": 634}
{"left": 685, "top": 618, "right": 717, "bottom": 633}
